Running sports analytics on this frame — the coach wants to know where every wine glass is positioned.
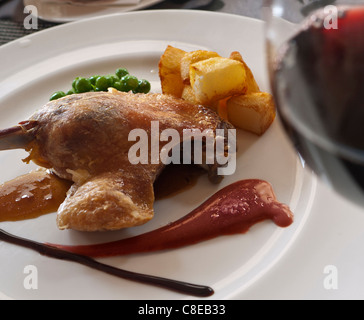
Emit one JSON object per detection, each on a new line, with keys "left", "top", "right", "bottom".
{"left": 263, "top": 0, "right": 364, "bottom": 206}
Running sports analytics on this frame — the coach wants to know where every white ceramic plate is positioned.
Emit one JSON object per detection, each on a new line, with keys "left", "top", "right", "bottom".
{"left": 1, "top": 10, "right": 361, "bottom": 300}
{"left": 23, "top": 0, "right": 164, "bottom": 22}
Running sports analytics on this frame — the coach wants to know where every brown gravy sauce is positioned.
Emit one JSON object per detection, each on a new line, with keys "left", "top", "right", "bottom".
{"left": 0, "top": 164, "right": 202, "bottom": 223}
{"left": 0, "top": 169, "right": 72, "bottom": 222}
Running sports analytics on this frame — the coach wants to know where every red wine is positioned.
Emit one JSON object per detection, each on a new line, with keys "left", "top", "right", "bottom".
{"left": 274, "top": 6, "right": 364, "bottom": 202}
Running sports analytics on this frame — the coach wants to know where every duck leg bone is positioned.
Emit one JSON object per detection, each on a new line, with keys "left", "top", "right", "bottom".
{"left": 0, "top": 121, "right": 37, "bottom": 151}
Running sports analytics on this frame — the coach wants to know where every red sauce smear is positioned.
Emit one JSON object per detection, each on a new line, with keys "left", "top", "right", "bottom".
{"left": 48, "top": 179, "right": 294, "bottom": 258}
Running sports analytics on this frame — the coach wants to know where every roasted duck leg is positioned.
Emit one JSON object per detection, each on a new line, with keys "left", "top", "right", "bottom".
{"left": 0, "top": 91, "right": 233, "bottom": 231}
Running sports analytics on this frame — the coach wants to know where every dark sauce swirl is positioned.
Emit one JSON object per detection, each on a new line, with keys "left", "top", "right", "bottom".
{"left": 0, "top": 228, "right": 213, "bottom": 297}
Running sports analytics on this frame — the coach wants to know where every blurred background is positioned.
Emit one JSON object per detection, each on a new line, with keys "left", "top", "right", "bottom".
{"left": 0, "top": 0, "right": 269, "bottom": 46}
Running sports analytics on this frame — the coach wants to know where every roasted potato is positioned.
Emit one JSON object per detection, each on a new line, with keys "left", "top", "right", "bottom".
{"left": 158, "top": 46, "right": 275, "bottom": 136}
{"left": 159, "top": 45, "right": 186, "bottom": 97}
{"left": 229, "top": 51, "right": 260, "bottom": 94}
{"left": 226, "top": 92, "right": 276, "bottom": 135}
{"left": 181, "top": 84, "right": 199, "bottom": 105}
{"left": 180, "top": 50, "right": 220, "bottom": 84}
{"left": 190, "top": 57, "right": 247, "bottom": 105}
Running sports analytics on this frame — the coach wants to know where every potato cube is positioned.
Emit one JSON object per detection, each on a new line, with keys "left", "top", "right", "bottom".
{"left": 226, "top": 92, "right": 276, "bottom": 135}
{"left": 229, "top": 51, "right": 260, "bottom": 94}
{"left": 159, "top": 45, "right": 186, "bottom": 97}
{"left": 181, "top": 85, "right": 199, "bottom": 105}
{"left": 180, "top": 50, "right": 220, "bottom": 84}
{"left": 190, "top": 57, "right": 247, "bottom": 105}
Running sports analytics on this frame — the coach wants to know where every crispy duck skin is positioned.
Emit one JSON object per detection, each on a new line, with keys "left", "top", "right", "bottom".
{"left": 0, "top": 91, "right": 233, "bottom": 231}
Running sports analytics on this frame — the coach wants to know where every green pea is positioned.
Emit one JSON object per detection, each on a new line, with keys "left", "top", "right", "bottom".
{"left": 113, "top": 81, "right": 123, "bottom": 91}
{"left": 74, "top": 77, "right": 92, "bottom": 93}
{"left": 135, "top": 79, "right": 151, "bottom": 94}
{"left": 106, "top": 75, "right": 119, "bottom": 86}
{"left": 72, "top": 77, "right": 80, "bottom": 90}
{"left": 120, "top": 75, "right": 139, "bottom": 92}
{"left": 50, "top": 91, "right": 66, "bottom": 101}
{"left": 55, "top": 69, "right": 150, "bottom": 100}
{"left": 116, "top": 68, "right": 129, "bottom": 79}
{"left": 95, "top": 76, "right": 111, "bottom": 91}
{"left": 88, "top": 75, "right": 100, "bottom": 86}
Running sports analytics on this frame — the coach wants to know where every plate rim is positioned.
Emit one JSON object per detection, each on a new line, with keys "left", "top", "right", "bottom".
{"left": 2, "top": 9, "right": 265, "bottom": 48}
{"left": 0, "top": 10, "right": 266, "bottom": 82}
{"left": 0, "top": 9, "right": 318, "bottom": 300}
